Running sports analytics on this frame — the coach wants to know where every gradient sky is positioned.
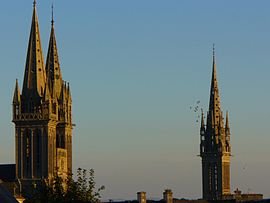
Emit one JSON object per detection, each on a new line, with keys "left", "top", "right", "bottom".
{"left": 1, "top": 0, "right": 270, "bottom": 200}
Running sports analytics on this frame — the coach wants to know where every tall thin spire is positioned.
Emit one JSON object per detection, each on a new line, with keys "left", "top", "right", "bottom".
{"left": 200, "top": 46, "right": 231, "bottom": 200}
{"left": 33, "top": 0, "right": 36, "bottom": 7}
{"left": 22, "top": 1, "right": 46, "bottom": 97}
{"left": 208, "top": 45, "right": 221, "bottom": 127}
{"left": 45, "top": 5, "right": 63, "bottom": 99}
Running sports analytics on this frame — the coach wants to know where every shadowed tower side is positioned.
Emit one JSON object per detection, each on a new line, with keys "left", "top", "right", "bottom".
{"left": 200, "top": 46, "right": 231, "bottom": 200}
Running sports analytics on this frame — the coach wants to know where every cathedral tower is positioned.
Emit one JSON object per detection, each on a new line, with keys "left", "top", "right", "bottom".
{"left": 12, "top": 1, "right": 72, "bottom": 188}
{"left": 200, "top": 47, "right": 231, "bottom": 200}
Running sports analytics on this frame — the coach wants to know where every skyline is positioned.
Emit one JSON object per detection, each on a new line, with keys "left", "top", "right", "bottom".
{"left": 1, "top": 0, "right": 270, "bottom": 200}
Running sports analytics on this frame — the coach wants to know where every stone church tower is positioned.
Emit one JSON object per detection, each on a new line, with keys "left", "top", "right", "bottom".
{"left": 200, "top": 47, "right": 231, "bottom": 200}
{"left": 12, "top": 1, "right": 72, "bottom": 186}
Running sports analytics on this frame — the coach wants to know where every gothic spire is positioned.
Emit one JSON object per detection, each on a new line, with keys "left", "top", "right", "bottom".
{"left": 22, "top": 1, "right": 46, "bottom": 98}
{"left": 200, "top": 47, "right": 231, "bottom": 200}
{"left": 13, "top": 79, "right": 21, "bottom": 104}
{"left": 45, "top": 6, "right": 63, "bottom": 99}
{"left": 208, "top": 44, "right": 221, "bottom": 127}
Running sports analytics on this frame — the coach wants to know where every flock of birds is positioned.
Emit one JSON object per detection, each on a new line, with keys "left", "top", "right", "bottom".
{"left": 189, "top": 100, "right": 205, "bottom": 123}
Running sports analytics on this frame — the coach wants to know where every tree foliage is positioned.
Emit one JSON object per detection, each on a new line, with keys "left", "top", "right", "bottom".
{"left": 25, "top": 168, "right": 105, "bottom": 203}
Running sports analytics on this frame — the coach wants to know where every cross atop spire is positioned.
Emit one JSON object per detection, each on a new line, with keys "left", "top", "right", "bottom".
{"left": 51, "top": 4, "right": 54, "bottom": 26}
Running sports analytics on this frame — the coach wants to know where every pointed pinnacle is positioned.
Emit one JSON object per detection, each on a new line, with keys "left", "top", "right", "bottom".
{"left": 226, "top": 111, "right": 230, "bottom": 129}
{"left": 33, "top": 0, "right": 37, "bottom": 7}
{"left": 201, "top": 110, "right": 205, "bottom": 129}
{"left": 13, "top": 79, "right": 21, "bottom": 104}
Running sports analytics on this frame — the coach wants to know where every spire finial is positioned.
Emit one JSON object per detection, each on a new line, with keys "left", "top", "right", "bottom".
{"left": 33, "top": 0, "right": 37, "bottom": 7}
{"left": 51, "top": 4, "right": 54, "bottom": 26}
{"left": 213, "top": 43, "right": 215, "bottom": 61}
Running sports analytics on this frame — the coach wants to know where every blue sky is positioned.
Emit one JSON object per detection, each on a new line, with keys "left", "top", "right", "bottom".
{"left": 1, "top": 0, "right": 270, "bottom": 200}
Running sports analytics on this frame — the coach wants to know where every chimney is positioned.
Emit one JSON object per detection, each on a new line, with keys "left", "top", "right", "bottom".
{"left": 163, "top": 189, "right": 173, "bottom": 203}
{"left": 137, "top": 191, "right": 147, "bottom": 203}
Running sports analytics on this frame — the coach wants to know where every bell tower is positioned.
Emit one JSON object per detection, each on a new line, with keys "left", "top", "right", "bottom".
{"left": 12, "top": 1, "right": 72, "bottom": 188}
{"left": 200, "top": 46, "right": 231, "bottom": 200}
